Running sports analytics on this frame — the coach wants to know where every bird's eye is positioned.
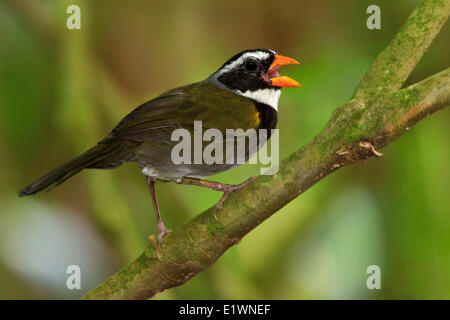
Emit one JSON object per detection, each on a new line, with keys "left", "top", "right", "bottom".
{"left": 244, "top": 59, "right": 258, "bottom": 72}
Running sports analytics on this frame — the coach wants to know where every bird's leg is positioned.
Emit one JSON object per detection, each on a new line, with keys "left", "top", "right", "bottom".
{"left": 178, "top": 176, "right": 256, "bottom": 209}
{"left": 147, "top": 177, "right": 172, "bottom": 243}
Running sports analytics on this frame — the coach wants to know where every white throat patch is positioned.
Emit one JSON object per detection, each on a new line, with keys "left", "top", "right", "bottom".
{"left": 235, "top": 88, "right": 281, "bottom": 111}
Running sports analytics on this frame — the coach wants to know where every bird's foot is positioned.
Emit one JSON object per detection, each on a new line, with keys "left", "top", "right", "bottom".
{"left": 178, "top": 176, "right": 257, "bottom": 210}
{"left": 216, "top": 176, "right": 256, "bottom": 209}
{"left": 157, "top": 227, "right": 172, "bottom": 243}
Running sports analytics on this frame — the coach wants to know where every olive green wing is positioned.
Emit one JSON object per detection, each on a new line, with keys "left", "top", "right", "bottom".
{"left": 102, "top": 87, "right": 193, "bottom": 143}
{"left": 101, "top": 82, "right": 260, "bottom": 144}
{"left": 184, "top": 82, "right": 261, "bottom": 131}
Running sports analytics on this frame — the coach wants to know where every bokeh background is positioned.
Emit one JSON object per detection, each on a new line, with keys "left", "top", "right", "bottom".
{"left": 0, "top": 0, "right": 448, "bottom": 299}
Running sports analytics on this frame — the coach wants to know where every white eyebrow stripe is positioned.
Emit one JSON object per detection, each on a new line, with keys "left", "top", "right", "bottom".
{"left": 217, "top": 51, "right": 271, "bottom": 75}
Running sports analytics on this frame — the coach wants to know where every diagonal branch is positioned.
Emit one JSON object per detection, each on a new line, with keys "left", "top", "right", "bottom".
{"left": 82, "top": 0, "right": 449, "bottom": 299}
{"left": 353, "top": 0, "right": 450, "bottom": 100}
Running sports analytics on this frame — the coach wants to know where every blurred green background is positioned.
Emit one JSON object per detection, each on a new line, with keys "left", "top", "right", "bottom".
{"left": 0, "top": 0, "right": 448, "bottom": 299}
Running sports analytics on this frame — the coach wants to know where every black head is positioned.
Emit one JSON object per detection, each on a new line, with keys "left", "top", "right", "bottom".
{"left": 209, "top": 49, "right": 300, "bottom": 110}
{"left": 213, "top": 49, "right": 277, "bottom": 92}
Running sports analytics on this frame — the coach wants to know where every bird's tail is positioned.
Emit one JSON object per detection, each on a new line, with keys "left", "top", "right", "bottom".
{"left": 18, "top": 142, "right": 137, "bottom": 197}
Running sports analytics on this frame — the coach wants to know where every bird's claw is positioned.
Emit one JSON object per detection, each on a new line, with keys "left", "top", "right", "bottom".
{"left": 215, "top": 176, "right": 257, "bottom": 209}
{"left": 157, "top": 228, "right": 172, "bottom": 243}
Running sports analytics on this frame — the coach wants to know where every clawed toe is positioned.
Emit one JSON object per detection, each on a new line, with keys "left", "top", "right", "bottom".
{"left": 216, "top": 192, "right": 231, "bottom": 209}
{"left": 157, "top": 228, "right": 172, "bottom": 243}
{"left": 215, "top": 177, "right": 257, "bottom": 209}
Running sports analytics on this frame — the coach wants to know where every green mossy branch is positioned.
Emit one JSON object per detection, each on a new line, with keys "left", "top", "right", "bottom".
{"left": 353, "top": 0, "right": 450, "bottom": 100}
{"left": 83, "top": 0, "right": 449, "bottom": 299}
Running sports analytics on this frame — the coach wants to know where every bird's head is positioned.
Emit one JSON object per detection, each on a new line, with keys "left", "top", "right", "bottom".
{"left": 209, "top": 49, "right": 300, "bottom": 110}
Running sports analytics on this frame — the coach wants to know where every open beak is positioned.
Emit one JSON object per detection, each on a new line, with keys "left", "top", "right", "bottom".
{"left": 269, "top": 55, "right": 301, "bottom": 87}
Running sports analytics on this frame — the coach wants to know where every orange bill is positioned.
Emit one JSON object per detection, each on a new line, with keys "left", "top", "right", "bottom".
{"left": 269, "top": 54, "right": 301, "bottom": 87}
{"left": 271, "top": 76, "right": 301, "bottom": 87}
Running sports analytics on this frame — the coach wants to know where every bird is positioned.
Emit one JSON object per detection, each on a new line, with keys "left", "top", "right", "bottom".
{"left": 18, "top": 48, "right": 301, "bottom": 242}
